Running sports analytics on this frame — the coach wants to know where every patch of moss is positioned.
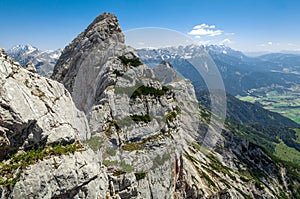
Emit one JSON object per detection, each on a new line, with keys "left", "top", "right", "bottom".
{"left": 103, "top": 160, "right": 118, "bottom": 167}
{"left": 135, "top": 172, "right": 147, "bottom": 181}
{"left": 151, "top": 153, "right": 171, "bottom": 169}
{"left": 118, "top": 56, "right": 142, "bottom": 67}
{"left": 122, "top": 133, "right": 167, "bottom": 152}
{"left": 190, "top": 142, "right": 202, "bottom": 152}
{"left": 239, "top": 175, "right": 251, "bottom": 182}
{"left": 122, "top": 142, "right": 143, "bottom": 151}
{"left": 85, "top": 136, "right": 103, "bottom": 152}
{"left": 106, "top": 148, "right": 117, "bottom": 156}
{"left": 120, "top": 160, "right": 134, "bottom": 173}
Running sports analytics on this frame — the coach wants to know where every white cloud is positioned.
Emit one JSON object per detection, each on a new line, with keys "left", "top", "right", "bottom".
{"left": 188, "top": 23, "right": 223, "bottom": 37}
{"left": 259, "top": 41, "right": 273, "bottom": 47}
{"left": 220, "top": 38, "right": 232, "bottom": 45}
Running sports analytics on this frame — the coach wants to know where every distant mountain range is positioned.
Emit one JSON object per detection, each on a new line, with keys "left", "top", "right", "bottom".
{"left": 7, "top": 44, "right": 61, "bottom": 77}
{"left": 137, "top": 45, "right": 300, "bottom": 124}
{"left": 137, "top": 44, "right": 300, "bottom": 95}
{"left": 6, "top": 43, "right": 300, "bottom": 124}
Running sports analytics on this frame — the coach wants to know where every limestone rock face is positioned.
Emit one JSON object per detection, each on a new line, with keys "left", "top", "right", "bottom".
{"left": 0, "top": 13, "right": 292, "bottom": 199}
{"left": 5, "top": 149, "right": 108, "bottom": 199}
{"left": 0, "top": 47, "right": 90, "bottom": 160}
{"left": 51, "top": 12, "right": 128, "bottom": 113}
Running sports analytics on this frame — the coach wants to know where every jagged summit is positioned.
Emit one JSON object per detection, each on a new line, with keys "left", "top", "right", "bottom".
{"left": 7, "top": 44, "right": 39, "bottom": 55}
{"left": 51, "top": 12, "right": 130, "bottom": 95}
{"left": 84, "top": 12, "right": 124, "bottom": 43}
{"left": 51, "top": 12, "right": 136, "bottom": 112}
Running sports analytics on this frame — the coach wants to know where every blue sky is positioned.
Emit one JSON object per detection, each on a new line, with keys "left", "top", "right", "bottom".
{"left": 1, "top": 0, "right": 299, "bottom": 52}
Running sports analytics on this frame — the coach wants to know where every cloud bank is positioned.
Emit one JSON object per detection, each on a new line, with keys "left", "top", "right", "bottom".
{"left": 188, "top": 23, "right": 223, "bottom": 37}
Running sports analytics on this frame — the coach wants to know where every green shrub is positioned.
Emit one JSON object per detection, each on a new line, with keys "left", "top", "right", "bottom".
{"left": 122, "top": 133, "right": 166, "bottom": 152}
{"left": 85, "top": 136, "right": 103, "bottom": 152}
{"left": 135, "top": 172, "right": 147, "bottom": 181}
{"left": 166, "top": 111, "right": 177, "bottom": 122}
{"left": 130, "top": 114, "right": 151, "bottom": 123}
{"left": 106, "top": 148, "right": 117, "bottom": 156}
{"left": 118, "top": 56, "right": 142, "bottom": 67}
{"left": 131, "top": 85, "right": 169, "bottom": 98}
{"left": 113, "top": 69, "right": 123, "bottom": 77}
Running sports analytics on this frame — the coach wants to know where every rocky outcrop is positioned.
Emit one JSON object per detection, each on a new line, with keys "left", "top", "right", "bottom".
{"left": 0, "top": 47, "right": 90, "bottom": 160}
{"left": 0, "top": 13, "right": 293, "bottom": 199}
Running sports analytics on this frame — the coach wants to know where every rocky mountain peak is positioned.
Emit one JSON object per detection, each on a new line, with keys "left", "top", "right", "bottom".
{"left": 7, "top": 44, "right": 39, "bottom": 55}
{"left": 84, "top": 12, "right": 124, "bottom": 43}
{"left": 52, "top": 12, "right": 135, "bottom": 112}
